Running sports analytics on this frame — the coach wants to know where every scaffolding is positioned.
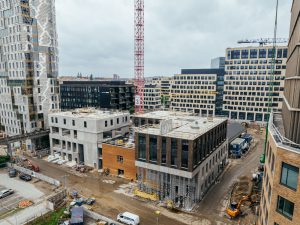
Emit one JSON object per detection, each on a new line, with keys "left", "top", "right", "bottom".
{"left": 137, "top": 167, "right": 197, "bottom": 210}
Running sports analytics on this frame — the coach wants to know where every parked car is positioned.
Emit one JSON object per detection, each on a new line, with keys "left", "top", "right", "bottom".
{"left": 117, "top": 212, "right": 140, "bottom": 225}
{"left": 19, "top": 173, "right": 32, "bottom": 181}
{"left": 0, "top": 189, "right": 14, "bottom": 199}
{"left": 8, "top": 168, "right": 17, "bottom": 177}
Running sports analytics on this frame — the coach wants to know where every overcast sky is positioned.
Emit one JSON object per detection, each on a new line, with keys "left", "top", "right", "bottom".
{"left": 56, "top": 0, "right": 292, "bottom": 78}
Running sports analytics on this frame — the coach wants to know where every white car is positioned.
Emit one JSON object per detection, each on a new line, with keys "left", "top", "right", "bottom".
{"left": 117, "top": 212, "right": 140, "bottom": 225}
{"left": 0, "top": 189, "right": 14, "bottom": 199}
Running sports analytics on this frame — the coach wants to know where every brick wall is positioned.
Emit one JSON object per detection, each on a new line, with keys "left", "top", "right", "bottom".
{"left": 102, "top": 143, "right": 136, "bottom": 180}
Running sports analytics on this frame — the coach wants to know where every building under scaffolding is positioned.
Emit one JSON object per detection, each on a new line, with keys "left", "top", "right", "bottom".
{"left": 134, "top": 111, "right": 228, "bottom": 210}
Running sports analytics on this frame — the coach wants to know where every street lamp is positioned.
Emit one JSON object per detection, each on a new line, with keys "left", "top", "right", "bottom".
{"left": 155, "top": 210, "right": 160, "bottom": 225}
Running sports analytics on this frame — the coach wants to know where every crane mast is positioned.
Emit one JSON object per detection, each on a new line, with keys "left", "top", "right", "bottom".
{"left": 134, "top": 0, "right": 145, "bottom": 113}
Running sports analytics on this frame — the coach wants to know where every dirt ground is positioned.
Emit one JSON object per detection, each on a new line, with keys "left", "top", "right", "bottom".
{"left": 28, "top": 127, "right": 265, "bottom": 225}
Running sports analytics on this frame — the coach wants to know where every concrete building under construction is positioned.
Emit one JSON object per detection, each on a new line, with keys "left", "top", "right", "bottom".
{"left": 134, "top": 111, "right": 228, "bottom": 210}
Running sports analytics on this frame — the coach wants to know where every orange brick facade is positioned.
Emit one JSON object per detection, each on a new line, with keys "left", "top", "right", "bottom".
{"left": 102, "top": 143, "right": 136, "bottom": 180}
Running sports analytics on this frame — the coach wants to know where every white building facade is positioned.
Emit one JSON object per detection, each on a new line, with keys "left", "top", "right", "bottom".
{"left": 223, "top": 46, "right": 287, "bottom": 122}
{"left": 0, "top": 0, "right": 59, "bottom": 136}
{"left": 49, "top": 109, "right": 130, "bottom": 169}
{"left": 170, "top": 73, "right": 217, "bottom": 116}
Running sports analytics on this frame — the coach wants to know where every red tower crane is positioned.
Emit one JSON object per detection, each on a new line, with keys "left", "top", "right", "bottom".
{"left": 134, "top": 0, "right": 145, "bottom": 113}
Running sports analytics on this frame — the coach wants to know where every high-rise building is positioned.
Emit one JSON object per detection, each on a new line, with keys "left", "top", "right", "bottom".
{"left": 211, "top": 57, "right": 225, "bottom": 69}
{"left": 258, "top": 2, "right": 300, "bottom": 225}
{"left": 60, "top": 80, "right": 134, "bottom": 111}
{"left": 223, "top": 45, "right": 287, "bottom": 122}
{"left": 170, "top": 69, "right": 226, "bottom": 116}
{"left": 0, "top": 0, "right": 59, "bottom": 136}
{"left": 133, "top": 111, "right": 228, "bottom": 210}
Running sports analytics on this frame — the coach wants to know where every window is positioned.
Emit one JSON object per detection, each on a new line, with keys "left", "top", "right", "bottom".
{"left": 149, "top": 136, "right": 157, "bottom": 162}
{"left": 105, "top": 121, "right": 107, "bottom": 127}
{"left": 171, "top": 139, "right": 177, "bottom": 166}
{"left": 138, "top": 134, "right": 146, "bottom": 159}
{"left": 181, "top": 140, "right": 189, "bottom": 168}
{"left": 111, "top": 119, "right": 113, "bottom": 126}
{"left": 63, "top": 119, "right": 66, "bottom": 124}
{"left": 74, "top": 130, "right": 77, "bottom": 138}
{"left": 161, "top": 137, "right": 167, "bottom": 164}
{"left": 55, "top": 117, "right": 58, "bottom": 123}
{"left": 277, "top": 196, "right": 294, "bottom": 220}
{"left": 117, "top": 118, "right": 119, "bottom": 124}
{"left": 280, "top": 162, "right": 299, "bottom": 190}
{"left": 72, "top": 120, "right": 75, "bottom": 126}
{"left": 51, "top": 117, "right": 54, "bottom": 123}
{"left": 84, "top": 121, "right": 87, "bottom": 128}
{"left": 117, "top": 155, "right": 123, "bottom": 163}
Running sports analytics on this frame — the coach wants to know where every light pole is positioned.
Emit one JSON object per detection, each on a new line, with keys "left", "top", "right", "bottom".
{"left": 155, "top": 210, "right": 160, "bottom": 225}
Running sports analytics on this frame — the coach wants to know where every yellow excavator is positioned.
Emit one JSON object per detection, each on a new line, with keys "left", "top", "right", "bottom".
{"left": 226, "top": 195, "right": 253, "bottom": 219}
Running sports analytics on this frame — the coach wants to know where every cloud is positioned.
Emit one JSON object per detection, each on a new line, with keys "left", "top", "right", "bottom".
{"left": 55, "top": 0, "right": 292, "bottom": 78}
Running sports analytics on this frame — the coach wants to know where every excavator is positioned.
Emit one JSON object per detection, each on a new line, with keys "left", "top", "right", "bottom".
{"left": 226, "top": 195, "right": 253, "bottom": 218}
{"left": 226, "top": 172, "right": 262, "bottom": 219}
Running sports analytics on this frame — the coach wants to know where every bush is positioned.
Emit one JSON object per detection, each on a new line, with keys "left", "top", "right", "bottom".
{"left": 0, "top": 155, "right": 10, "bottom": 164}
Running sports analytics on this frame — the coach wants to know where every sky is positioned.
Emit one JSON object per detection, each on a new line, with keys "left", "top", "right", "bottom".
{"left": 55, "top": 0, "right": 292, "bottom": 78}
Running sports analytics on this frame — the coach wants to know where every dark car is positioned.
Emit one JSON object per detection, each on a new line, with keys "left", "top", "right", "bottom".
{"left": 19, "top": 173, "right": 32, "bottom": 181}
{"left": 8, "top": 168, "right": 17, "bottom": 177}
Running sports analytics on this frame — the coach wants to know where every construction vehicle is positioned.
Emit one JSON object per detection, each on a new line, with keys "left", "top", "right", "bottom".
{"left": 18, "top": 158, "right": 40, "bottom": 172}
{"left": 226, "top": 195, "right": 253, "bottom": 219}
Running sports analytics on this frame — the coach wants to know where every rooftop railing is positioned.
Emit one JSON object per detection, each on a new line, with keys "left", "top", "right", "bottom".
{"left": 269, "top": 112, "right": 300, "bottom": 151}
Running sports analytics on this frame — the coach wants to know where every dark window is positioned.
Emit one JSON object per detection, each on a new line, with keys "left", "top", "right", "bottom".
{"left": 171, "top": 139, "right": 177, "bottom": 166}
{"left": 241, "top": 50, "right": 249, "bottom": 59}
{"left": 259, "top": 49, "right": 267, "bottom": 58}
{"left": 117, "top": 118, "right": 119, "bottom": 124}
{"left": 277, "top": 196, "right": 294, "bottom": 220}
{"left": 149, "top": 136, "right": 157, "bottom": 162}
{"left": 277, "top": 49, "right": 283, "bottom": 58}
{"left": 283, "top": 49, "right": 288, "bottom": 58}
{"left": 161, "top": 137, "right": 167, "bottom": 164}
{"left": 84, "top": 121, "right": 87, "bottom": 128}
{"left": 231, "top": 50, "right": 240, "bottom": 59}
{"left": 105, "top": 121, "right": 108, "bottom": 127}
{"left": 268, "top": 48, "right": 275, "bottom": 58}
{"left": 74, "top": 130, "right": 77, "bottom": 138}
{"left": 250, "top": 49, "right": 258, "bottom": 58}
{"left": 280, "top": 162, "right": 299, "bottom": 190}
{"left": 51, "top": 117, "right": 54, "bottom": 123}
{"left": 111, "top": 119, "right": 113, "bottom": 126}
{"left": 72, "top": 120, "right": 75, "bottom": 126}
{"left": 63, "top": 119, "right": 66, "bottom": 124}
{"left": 181, "top": 140, "right": 189, "bottom": 168}
{"left": 117, "top": 155, "right": 123, "bottom": 163}
{"left": 55, "top": 117, "right": 58, "bottom": 123}
{"left": 138, "top": 134, "right": 146, "bottom": 159}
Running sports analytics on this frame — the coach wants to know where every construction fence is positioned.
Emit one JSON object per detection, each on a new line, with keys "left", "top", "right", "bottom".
{"left": 11, "top": 164, "right": 61, "bottom": 187}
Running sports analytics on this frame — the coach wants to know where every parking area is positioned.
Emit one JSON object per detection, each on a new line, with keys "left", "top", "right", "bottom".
{"left": 0, "top": 185, "right": 25, "bottom": 217}
{"left": 0, "top": 172, "right": 46, "bottom": 220}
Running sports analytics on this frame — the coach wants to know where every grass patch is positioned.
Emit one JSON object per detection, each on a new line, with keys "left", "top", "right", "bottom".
{"left": 27, "top": 207, "right": 68, "bottom": 225}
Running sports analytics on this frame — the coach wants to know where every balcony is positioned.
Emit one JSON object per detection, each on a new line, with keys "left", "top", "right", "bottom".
{"left": 269, "top": 112, "right": 300, "bottom": 151}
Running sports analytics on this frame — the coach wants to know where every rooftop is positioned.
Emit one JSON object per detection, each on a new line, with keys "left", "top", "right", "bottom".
{"left": 133, "top": 110, "right": 193, "bottom": 120}
{"left": 136, "top": 113, "right": 227, "bottom": 140}
{"left": 103, "top": 135, "right": 135, "bottom": 149}
{"left": 50, "top": 108, "right": 129, "bottom": 120}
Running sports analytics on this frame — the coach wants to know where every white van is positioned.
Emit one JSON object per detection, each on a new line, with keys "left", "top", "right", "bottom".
{"left": 117, "top": 212, "right": 140, "bottom": 225}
